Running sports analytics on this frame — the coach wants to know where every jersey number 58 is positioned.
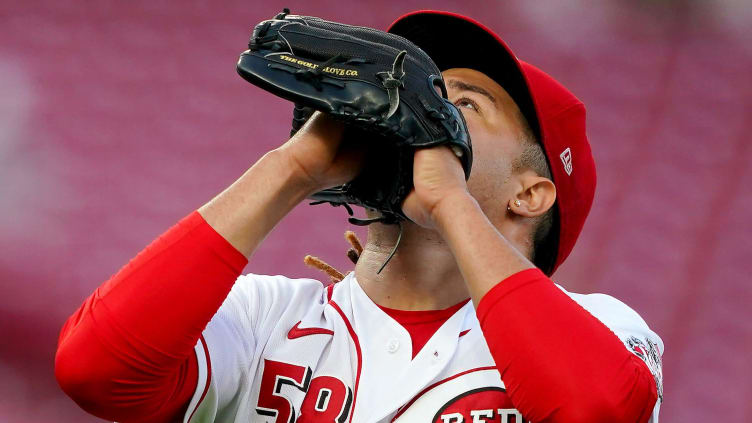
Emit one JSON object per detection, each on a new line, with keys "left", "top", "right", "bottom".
{"left": 256, "top": 359, "right": 354, "bottom": 422}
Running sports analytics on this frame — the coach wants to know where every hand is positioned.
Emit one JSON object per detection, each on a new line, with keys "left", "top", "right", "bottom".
{"left": 276, "top": 112, "right": 365, "bottom": 193}
{"left": 401, "top": 146, "right": 472, "bottom": 230}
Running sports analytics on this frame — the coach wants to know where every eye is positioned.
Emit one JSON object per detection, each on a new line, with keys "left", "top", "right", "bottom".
{"left": 454, "top": 97, "right": 479, "bottom": 112}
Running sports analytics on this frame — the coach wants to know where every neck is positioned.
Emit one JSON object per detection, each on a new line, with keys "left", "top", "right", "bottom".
{"left": 353, "top": 209, "right": 535, "bottom": 310}
{"left": 354, "top": 221, "right": 470, "bottom": 310}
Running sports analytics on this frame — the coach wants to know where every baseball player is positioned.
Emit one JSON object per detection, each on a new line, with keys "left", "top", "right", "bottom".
{"left": 55, "top": 10, "right": 663, "bottom": 423}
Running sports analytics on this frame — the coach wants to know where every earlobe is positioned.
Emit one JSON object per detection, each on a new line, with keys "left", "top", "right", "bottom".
{"left": 507, "top": 198, "right": 524, "bottom": 214}
{"left": 506, "top": 198, "right": 522, "bottom": 213}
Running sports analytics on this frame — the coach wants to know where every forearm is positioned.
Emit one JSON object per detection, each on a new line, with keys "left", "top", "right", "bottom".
{"left": 434, "top": 191, "right": 533, "bottom": 305}
{"left": 199, "top": 149, "right": 315, "bottom": 256}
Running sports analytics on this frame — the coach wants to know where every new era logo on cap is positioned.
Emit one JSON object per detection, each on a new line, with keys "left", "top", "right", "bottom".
{"left": 560, "top": 147, "right": 573, "bottom": 176}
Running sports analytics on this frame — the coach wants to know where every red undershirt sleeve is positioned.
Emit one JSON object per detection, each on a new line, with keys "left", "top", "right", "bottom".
{"left": 55, "top": 211, "right": 248, "bottom": 422}
{"left": 476, "top": 268, "right": 658, "bottom": 423}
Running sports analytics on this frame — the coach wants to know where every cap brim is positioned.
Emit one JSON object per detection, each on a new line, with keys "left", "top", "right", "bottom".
{"left": 388, "top": 11, "right": 540, "bottom": 140}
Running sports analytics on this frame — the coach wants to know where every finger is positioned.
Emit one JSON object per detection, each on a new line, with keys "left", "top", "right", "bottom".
{"left": 300, "top": 112, "right": 345, "bottom": 143}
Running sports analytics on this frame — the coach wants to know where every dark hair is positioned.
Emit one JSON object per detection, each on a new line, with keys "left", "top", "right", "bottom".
{"left": 511, "top": 123, "right": 559, "bottom": 276}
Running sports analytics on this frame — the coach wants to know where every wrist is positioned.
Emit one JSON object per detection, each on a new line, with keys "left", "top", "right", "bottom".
{"left": 266, "top": 148, "right": 321, "bottom": 197}
{"left": 432, "top": 189, "right": 479, "bottom": 234}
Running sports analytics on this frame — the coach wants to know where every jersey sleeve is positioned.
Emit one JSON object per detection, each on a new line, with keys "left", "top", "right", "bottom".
{"left": 476, "top": 268, "right": 661, "bottom": 423}
{"left": 184, "top": 274, "right": 328, "bottom": 422}
{"left": 55, "top": 211, "right": 249, "bottom": 423}
{"left": 562, "top": 289, "right": 664, "bottom": 420}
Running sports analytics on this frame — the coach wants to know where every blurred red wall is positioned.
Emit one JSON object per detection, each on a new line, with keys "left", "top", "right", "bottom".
{"left": 1, "top": 0, "right": 750, "bottom": 421}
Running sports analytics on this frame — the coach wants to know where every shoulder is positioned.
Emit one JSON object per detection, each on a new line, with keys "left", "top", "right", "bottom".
{"left": 558, "top": 287, "right": 648, "bottom": 327}
{"left": 211, "top": 273, "right": 329, "bottom": 333}
{"left": 559, "top": 285, "right": 665, "bottom": 402}
{"left": 230, "top": 273, "right": 328, "bottom": 304}
{"left": 555, "top": 285, "right": 666, "bottom": 411}
{"left": 557, "top": 285, "right": 664, "bottom": 353}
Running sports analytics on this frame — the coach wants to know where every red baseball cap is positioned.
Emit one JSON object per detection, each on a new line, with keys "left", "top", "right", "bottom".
{"left": 388, "top": 11, "right": 596, "bottom": 274}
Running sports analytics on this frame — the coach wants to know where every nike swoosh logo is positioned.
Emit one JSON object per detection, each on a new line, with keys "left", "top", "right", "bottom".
{"left": 287, "top": 321, "right": 334, "bottom": 340}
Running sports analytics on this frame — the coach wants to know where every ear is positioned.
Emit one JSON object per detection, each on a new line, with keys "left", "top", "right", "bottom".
{"left": 509, "top": 172, "right": 556, "bottom": 218}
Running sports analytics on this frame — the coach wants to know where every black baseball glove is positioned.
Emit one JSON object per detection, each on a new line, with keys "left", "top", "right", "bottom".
{"left": 237, "top": 9, "right": 471, "bottom": 225}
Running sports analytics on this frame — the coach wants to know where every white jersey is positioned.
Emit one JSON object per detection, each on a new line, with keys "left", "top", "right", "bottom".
{"left": 184, "top": 272, "right": 663, "bottom": 423}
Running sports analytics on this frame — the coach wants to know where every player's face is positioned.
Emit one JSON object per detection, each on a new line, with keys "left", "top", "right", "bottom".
{"left": 443, "top": 68, "right": 530, "bottom": 224}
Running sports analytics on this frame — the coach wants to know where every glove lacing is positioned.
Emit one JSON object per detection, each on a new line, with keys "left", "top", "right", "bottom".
{"left": 304, "top": 230, "right": 364, "bottom": 283}
{"left": 309, "top": 200, "right": 403, "bottom": 274}
{"left": 376, "top": 50, "right": 407, "bottom": 118}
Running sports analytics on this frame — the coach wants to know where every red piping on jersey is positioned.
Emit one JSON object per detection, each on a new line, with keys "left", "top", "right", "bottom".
{"left": 326, "top": 283, "right": 335, "bottom": 301}
{"left": 287, "top": 321, "right": 335, "bottom": 339}
{"left": 391, "top": 366, "right": 498, "bottom": 421}
{"left": 187, "top": 336, "right": 211, "bottom": 423}
{"left": 329, "top": 301, "right": 362, "bottom": 423}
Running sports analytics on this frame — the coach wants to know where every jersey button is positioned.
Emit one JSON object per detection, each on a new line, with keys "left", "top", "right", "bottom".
{"left": 387, "top": 338, "right": 400, "bottom": 353}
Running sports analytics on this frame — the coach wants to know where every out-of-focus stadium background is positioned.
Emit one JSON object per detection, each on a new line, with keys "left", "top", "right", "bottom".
{"left": 1, "top": 0, "right": 750, "bottom": 421}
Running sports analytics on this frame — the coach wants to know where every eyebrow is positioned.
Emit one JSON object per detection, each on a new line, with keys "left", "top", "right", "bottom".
{"left": 446, "top": 79, "right": 498, "bottom": 107}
